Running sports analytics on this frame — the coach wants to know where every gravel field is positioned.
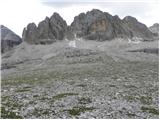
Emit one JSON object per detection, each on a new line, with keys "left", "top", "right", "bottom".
{"left": 1, "top": 39, "right": 159, "bottom": 119}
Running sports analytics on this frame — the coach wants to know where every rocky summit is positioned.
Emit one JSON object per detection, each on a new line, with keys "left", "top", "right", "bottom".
{"left": 71, "top": 9, "right": 155, "bottom": 41}
{"left": 149, "top": 23, "right": 159, "bottom": 40}
{"left": 149, "top": 23, "right": 159, "bottom": 34}
{"left": 22, "top": 12, "right": 67, "bottom": 44}
{"left": 1, "top": 25, "right": 22, "bottom": 53}
{"left": 22, "top": 9, "right": 157, "bottom": 44}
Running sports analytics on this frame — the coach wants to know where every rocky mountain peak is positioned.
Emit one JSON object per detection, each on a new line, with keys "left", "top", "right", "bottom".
{"left": 1, "top": 25, "right": 22, "bottom": 53}
{"left": 23, "top": 12, "right": 67, "bottom": 44}
{"left": 149, "top": 23, "right": 159, "bottom": 34}
{"left": 22, "top": 9, "right": 156, "bottom": 44}
{"left": 123, "top": 16, "right": 138, "bottom": 23}
{"left": 149, "top": 23, "right": 159, "bottom": 39}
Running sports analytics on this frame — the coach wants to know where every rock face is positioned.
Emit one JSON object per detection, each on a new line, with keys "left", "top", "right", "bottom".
{"left": 71, "top": 9, "right": 155, "bottom": 41}
{"left": 122, "top": 16, "right": 154, "bottom": 41}
{"left": 1, "top": 25, "right": 22, "bottom": 53}
{"left": 149, "top": 23, "right": 159, "bottom": 36}
{"left": 23, "top": 9, "right": 156, "bottom": 44}
{"left": 149, "top": 23, "right": 159, "bottom": 34}
{"left": 23, "top": 13, "right": 67, "bottom": 44}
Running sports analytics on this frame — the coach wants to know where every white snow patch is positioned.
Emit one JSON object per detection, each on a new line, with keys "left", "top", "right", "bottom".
{"left": 69, "top": 40, "right": 76, "bottom": 48}
{"left": 128, "top": 37, "right": 142, "bottom": 44}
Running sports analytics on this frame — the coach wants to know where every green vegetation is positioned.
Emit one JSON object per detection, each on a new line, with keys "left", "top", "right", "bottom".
{"left": 78, "top": 97, "right": 92, "bottom": 104}
{"left": 126, "top": 113, "right": 136, "bottom": 117}
{"left": 139, "top": 96, "right": 152, "bottom": 104}
{"left": 39, "top": 96, "right": 50, "bottom": 101}
{"left": 1, "top": 107, "right": 22, "bottom": 119}
{"left": 66, "top": 106, "right": 95, "bottom": 116}
{"left": 16, "top": 89, "right": 30, "bottom": 92}
{"left": 31, "top": 108, "right": 54, "bottom": 117}
{"left": 76, "top": 84, "right": 87, "bottom": 87}
{"left": 2, "top": 96, "right": 23, "bottom": 111}
{"left": 141, "top": 106, "right": 159, "bottom": 115}
{"left": 125, "top": 95, "right": 138, "bottom": 102}
{"left": 124, "top": 95, "right": 153, "bottom": 105}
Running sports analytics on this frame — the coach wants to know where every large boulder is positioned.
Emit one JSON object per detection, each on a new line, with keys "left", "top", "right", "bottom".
{"left": 22, "top": 12, "right": 67, "bottom": 44}
{"left": 1, "top": 25, "right": 22, "bottom": 53}
{"left": 71, "top": 9, "right": 155, "bottom": 41}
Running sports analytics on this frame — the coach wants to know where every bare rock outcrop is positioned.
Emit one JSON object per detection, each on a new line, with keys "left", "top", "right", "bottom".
{"left": 22, "top": 13, "right": 67, "bottom": 44}
{"left": 149, "top": 23, "right": 159, "bottom": 34}
{"left": 1, "top": 25, "right": 22, "bottom": 53}
{"left": 149, "top": 23, "right": 159, "bottom": 40}
{"left": 22, "top": 9, "right": 156, "bottom": 44}
{"left": 122, "top": 16, "right": 154, "bottom": 41}
{"left": 71, "top": 9, "right": 155, "bottom": 41}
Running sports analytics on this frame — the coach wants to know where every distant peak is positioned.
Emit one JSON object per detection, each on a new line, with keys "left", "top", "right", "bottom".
{"left": 51, "top": 12, "right": 61, "bottom": 18}
{"left": 123, "top": 16, "right": 137, "bottom": 22}
{"left": 87, "top": 9, "right": 103, "bottom": 14}
{"left": 90, "top": 9, "right": 103, "bottom": 12}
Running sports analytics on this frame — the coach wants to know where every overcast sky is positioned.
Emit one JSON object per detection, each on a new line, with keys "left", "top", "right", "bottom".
{"left": 0, "top": 0, "right": 159, "bottom": 36}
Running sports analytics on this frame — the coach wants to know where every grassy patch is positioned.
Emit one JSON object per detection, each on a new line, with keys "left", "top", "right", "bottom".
{"left": 139, "top": 96, "right": 152, "bottom": 105}
{"left": 66, "top": 106, "right": 95, "bottom": 116}
{"left": 31, "top": 108, "right": 54, "bottom": 117}
{"left": 1, "top": 107, "right": 22, "bottom": 119}
{"left": 141, "top": 106, "right": 159, "bottom": 115}
{"left": 39, "top": 96, "right": 50, "bottom": 101}
{"left": 33, "top": 95, "right": 39, "bottom": 98}
{"left": 2, "top": 96, "right": 23, "bottom": 111}
{"left": 76, "top": 84, "right": 87, "bottom": 87}
{"left": 1, "top": 96, "right": 10, "bottom": 102}
{"left": 15, "top": 89, "right": 30, "bottom": 92}
{"left": 78, "top": 97, "right": 92, "bottom": 104}
{"left": 126, "top": 113, "right": 136, "bottom": 117}
{"left": 124, "top": 95, "right": 138, "bottom": 102}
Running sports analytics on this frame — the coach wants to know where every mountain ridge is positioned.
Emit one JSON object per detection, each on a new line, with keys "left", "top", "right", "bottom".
{"left": 1, "top": 25, "right": 22, "bottom": 53}
{"left": 22, "top": 9, "right": 158, "bottom": 44}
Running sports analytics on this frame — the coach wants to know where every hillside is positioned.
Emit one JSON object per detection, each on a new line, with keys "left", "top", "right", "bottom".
{"left": 1, "top": 9, "right": 159, "bottom": 119}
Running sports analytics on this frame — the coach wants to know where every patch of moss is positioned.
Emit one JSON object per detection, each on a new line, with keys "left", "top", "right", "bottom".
{"left": 1, "top": 96, "right": 10, "bottom": 102}
{"left": 76, "top": 84, "right": 87, "bottom": 87}
{"left": 78, "top": 97, "right": 92, "bottom": 104}
{"left": 1, "top": 107, "right": 22, "bottom": 119}
{"left": 31, "top": 108, "right": 54, "bottom": 117}
{"left": 51, "top": 93, "right": 78, "bottom": 102}
{"left": 33, "top": 95, "right": 39, "bottom": 98}
{"left": 66, "top": 106, "right": 95, "bottom": 116}
{"left": 125, "top": 95, "right": 137, "bottom": 102}
{"left": 39, "top": 96, "right": 50, "bottom": 101}
{"left": 127, "top": 113, "right": 136, "bottom": 117}
{"left": 2, "top": 96, "right": 23, "bottom": 111}
{"left": 141, "top": 106, "right": 159, "bottom": 115}
{"left": 139, "top": 96, "right": 152, "bottom": 105}
{"left": 15, "top": 89, "right": 30, "bottom": 92}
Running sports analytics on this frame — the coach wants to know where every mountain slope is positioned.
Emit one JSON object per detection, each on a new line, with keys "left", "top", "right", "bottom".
{"left": 1, "top": 25, "right": 22, "bottom": 53}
